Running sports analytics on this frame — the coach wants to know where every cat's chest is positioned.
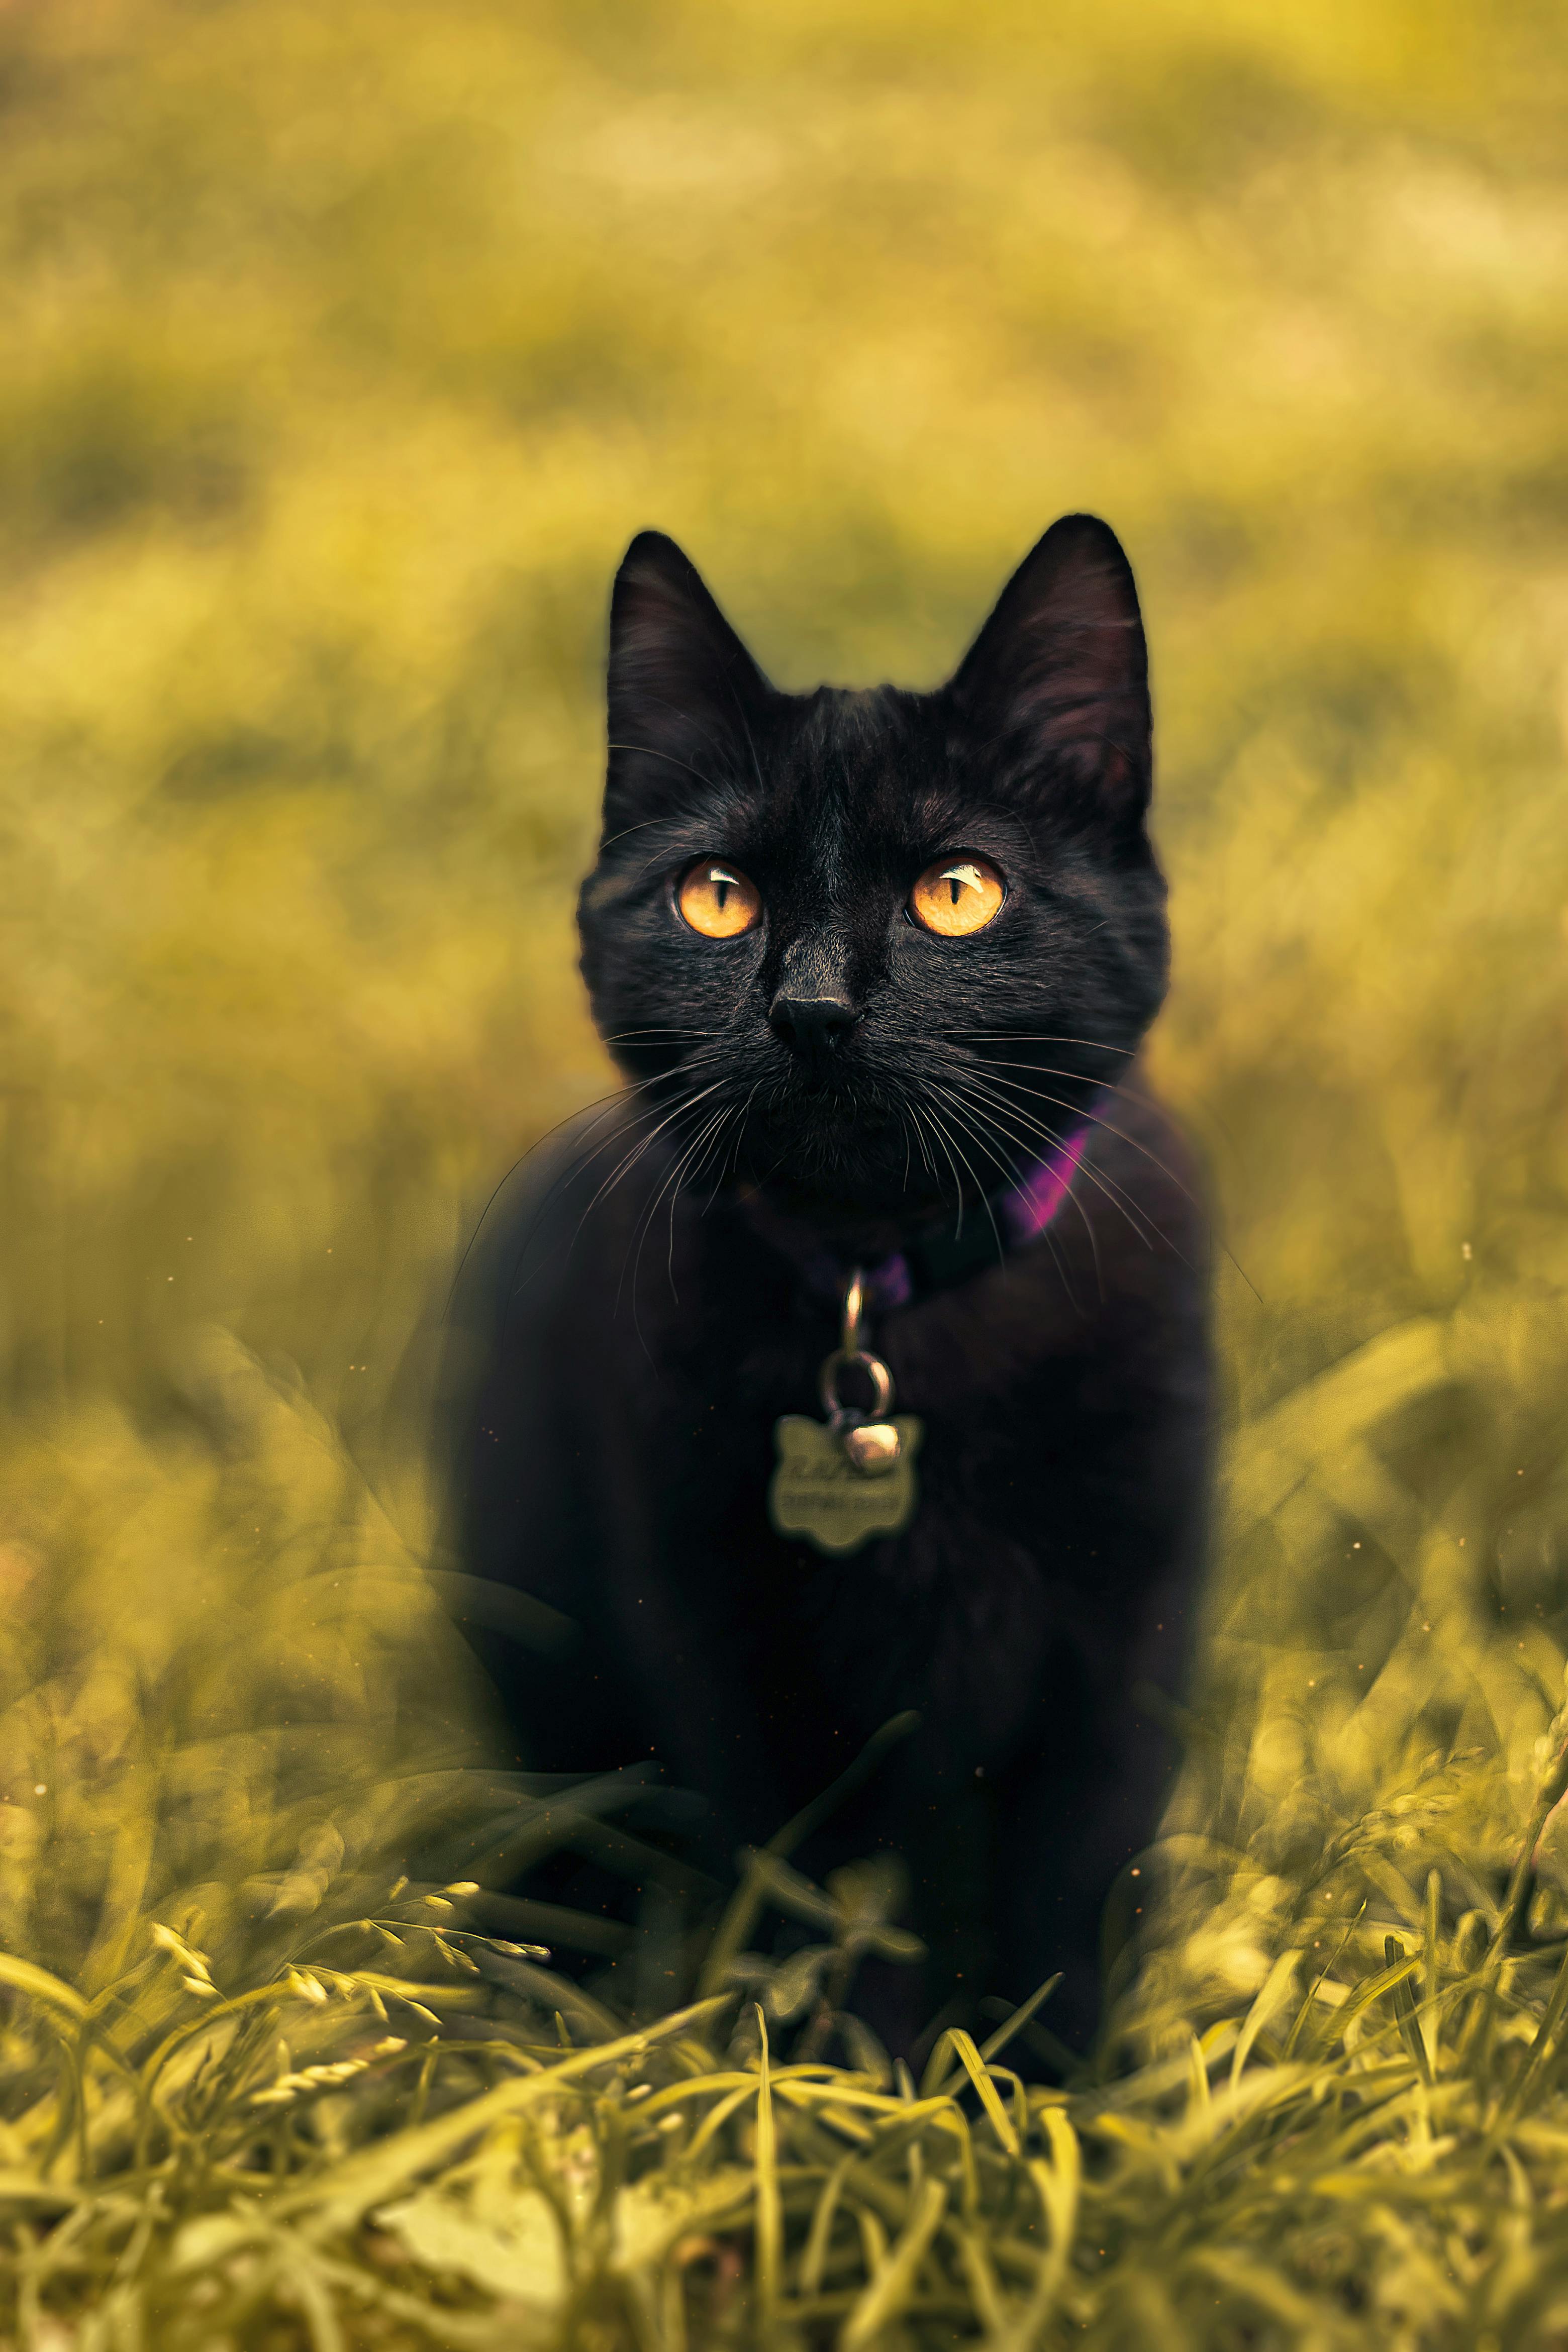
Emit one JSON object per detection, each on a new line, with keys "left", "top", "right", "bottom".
{"left": 630, "top": 1260, "right": 1112, "bottom": 1570}
{"left": 581, "top": 1185, "right": 1177, "bottom": 1635}
{"left": 632, "top": 1327, "right": 1092, "bottom": 1756}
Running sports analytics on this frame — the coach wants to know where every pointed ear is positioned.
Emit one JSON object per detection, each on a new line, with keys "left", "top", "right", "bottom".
{"left": 947, "top": 515, "right": 1152, "bottom": 831}
{"left": 604, "top": 532, "right": 771, "bottom": 828}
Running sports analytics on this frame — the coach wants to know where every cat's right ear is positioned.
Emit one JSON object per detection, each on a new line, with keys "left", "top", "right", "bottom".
{"left": 604, "top": 533, "right": 770, "bottom": 829}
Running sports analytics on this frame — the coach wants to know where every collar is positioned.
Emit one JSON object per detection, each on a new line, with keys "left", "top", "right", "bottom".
{"left": 736, "top": 1126, "right": 1090, "bottom": 1315}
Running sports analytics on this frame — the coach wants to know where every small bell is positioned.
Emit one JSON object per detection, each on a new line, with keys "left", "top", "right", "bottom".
{"left": 842, "top": 1420, "right": 902, "bottom": 1476}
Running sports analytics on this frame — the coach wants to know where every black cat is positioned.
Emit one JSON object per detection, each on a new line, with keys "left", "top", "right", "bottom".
{"left": 445, "top": 516, "right": 1211, "bottom": 2058}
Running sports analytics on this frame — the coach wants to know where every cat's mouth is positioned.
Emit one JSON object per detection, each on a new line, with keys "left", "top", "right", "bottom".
{"left": 731, "top": 1080, "right": 986, "bottom": 1231}
{"left": 624, "top": 1058, "right": 951, "bottom": 1231}
{"left": 636, "top": 1040, "right": 1109, "bottom": 1238}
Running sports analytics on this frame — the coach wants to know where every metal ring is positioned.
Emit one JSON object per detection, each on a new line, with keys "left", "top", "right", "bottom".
{"left": 818, "top": 1347, "right": 894, "bottom": 1425}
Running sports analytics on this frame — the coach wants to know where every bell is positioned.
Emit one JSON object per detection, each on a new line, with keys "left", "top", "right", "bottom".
{"left": 842, "top": 1421, "right": 901, "bottom": 1477}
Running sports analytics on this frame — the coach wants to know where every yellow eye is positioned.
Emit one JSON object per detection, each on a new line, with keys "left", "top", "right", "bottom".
{"left": 677, "top": 859, "right": 762, "bottom": 939}
{"left": 909, "top": 855, "right": 1006, "bottom": 937}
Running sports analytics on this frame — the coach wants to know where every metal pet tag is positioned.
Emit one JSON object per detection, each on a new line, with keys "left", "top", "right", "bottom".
{"left": 769, "top": 1412, "right": 923, "bottom": 1556}
{"left": 766, "top": 1269, "right": 922, "bottom": 1557}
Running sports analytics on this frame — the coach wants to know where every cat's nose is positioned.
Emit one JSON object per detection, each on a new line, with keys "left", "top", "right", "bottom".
{"left": 769, "top": 992, "right": 861, "bottom": 1061}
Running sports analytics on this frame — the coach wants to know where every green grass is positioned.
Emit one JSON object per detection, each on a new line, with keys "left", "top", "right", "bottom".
{"left": 11, "top": 1310, "right": 1568, "bottom": 2348}
{"left": 2, "top": 0, "right": 1568, "bottom": 2340}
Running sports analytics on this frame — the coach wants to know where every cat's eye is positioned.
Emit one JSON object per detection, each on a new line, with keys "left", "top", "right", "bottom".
{"left": 677, "top": 858, "right": 762, "bottom": 939}
{"left": 909, "top": 855, "right": 1007, "bottom": 937}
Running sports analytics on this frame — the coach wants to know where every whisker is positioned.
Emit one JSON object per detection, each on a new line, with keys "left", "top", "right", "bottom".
{"left": 949, "top": 1054, "right": 1258, "bottom": 1299}
{"left": 902, "top": 1099, "right": 937, "bottom": 1203}
{"left": 728, "top": 689, "right": 769, "bottom": 802}
{"left": 909, "top": 1099, "right": 969, "bottom": 1243}
{"left": 958, "top": 1067, "right": 1205, "bottom": 1228}
{"left": 620, "top": 1104, "right": 733, "bottom": 1337}
{"left": 622, "top": 1107, "right": 721, "bottom": 1346}
{"left": 1070, "top": 1179, "right": 1106, "bottom": 1304}
{"left": 920, "top": 1083, "right": 1008, "bottom": 1264}
{"left": 622, "top": 1100, "right": 735, "bottom": 1325}
{"left": 933, "top": 1085, "right": 1082, "bottom": 1308}
{"left": 572, "top": 1080, "right": 728, "bottom": 1251}
{"left": 943, "top": 1033, "right": 1137, "bottom": 1055}
{"left": 606, "top": 742, "right": 726, "bottom": 795}
{"left": 962, "top": 1056, "right": 1125, "bottom": 1085}
{"left": 669, "top": 1106, "right": 736, "bottom": 1278}
{"left": 488, "top": 1074, "right": 735, "bottom": 1340}
{"left": 448, "top": 1085, "right": 631, "bottom": 1310}
{"left": 945, "top": 1074, "right": 1169, "bottom": 1259}
{"left": 597, "top": 809, "right": 698, "bottom": 853}
{"left": 706, "top": 1082, "right": 761, "bottom": 1211}
{"left": 601, "top": 1027, "right": 715, "bottom": 1044}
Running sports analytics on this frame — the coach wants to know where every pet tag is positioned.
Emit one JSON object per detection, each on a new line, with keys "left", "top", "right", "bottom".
{"left": 767, "top": 1271, "right": 923, "bottom": 1557}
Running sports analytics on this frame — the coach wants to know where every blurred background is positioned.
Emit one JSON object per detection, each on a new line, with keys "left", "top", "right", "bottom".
{"left": 1, "top": 0, "right": 1565, "bottom": 1998}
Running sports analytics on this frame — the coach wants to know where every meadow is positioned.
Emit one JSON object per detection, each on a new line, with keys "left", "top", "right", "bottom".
{"left": 2, "top": 0, "right": 1567, "bottom": 2342}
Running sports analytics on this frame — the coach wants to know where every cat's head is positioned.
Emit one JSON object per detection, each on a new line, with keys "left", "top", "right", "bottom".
{"left": 577, "top": 517, "right": 1168, "bottom": 1238}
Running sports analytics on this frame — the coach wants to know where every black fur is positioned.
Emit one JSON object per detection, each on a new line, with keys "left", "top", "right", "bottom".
{"left": 445, "top": 519, "right": 1212, "bottom": 2056}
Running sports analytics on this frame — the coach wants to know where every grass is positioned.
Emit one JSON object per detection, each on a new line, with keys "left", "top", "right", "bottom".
{"left": 2, "top": 0, "right": 1568, "bottom": 2340}
{"left": 11, "top": 1319, "right": 1568, "bottom": 2348}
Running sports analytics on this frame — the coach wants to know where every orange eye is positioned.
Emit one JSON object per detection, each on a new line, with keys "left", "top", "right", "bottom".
{"left": 677, "top": 859, "right": 762, "bottom": 939}
{"left": 909, "top": 855, "right": 1006, "bottom": 937}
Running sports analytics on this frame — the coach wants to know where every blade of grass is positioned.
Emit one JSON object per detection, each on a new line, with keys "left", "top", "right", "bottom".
{"left": 1384, "top": 1934, "right": 1433, "bottom": 2084}
{"left": 273, "top": 1994, "right": 728, "bottom": 2229}
{"left": 1322, "top": 1954, "right": 1422, "bottom": 2055}
{"left": 1508, "top": 1940, "right": 1568, "bottom": 2114}
{"left": 1230, "top": 1949, "right": 1299, "bottom": 2088}
{"left": 0, "top": 1955, "right": 89, "bottom": 2023}
{"left": 753, "top": 2006, "right": 780, "bottom": 2334}
{"left": 841, "top": 2176, "right": 948, "bottom": 2351}
{"left": 928, "top": 2030, "right": 1019, "bottom": 2157}
{"left": 964, "top": 1976, "right": 1062, "bottom": 2077}
{"left": 1423, "top": 1871, "right": 1442, "bottom": 2075}
{"left": 990, "top": 2112, "right": 1081, "bottom": 2350}
{"left": 697, "top": 1712, "right": 920, "bottom": 1998}
{"left": 799, "top": 2151, "right": 855, "bottom": 2297}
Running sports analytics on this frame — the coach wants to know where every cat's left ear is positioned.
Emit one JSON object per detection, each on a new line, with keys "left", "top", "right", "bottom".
{"left": 946, "top": 515, "right": 1152, "bottom": 833}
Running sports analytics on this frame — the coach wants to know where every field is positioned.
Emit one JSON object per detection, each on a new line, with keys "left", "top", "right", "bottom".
{"left": 2, "top": 0, "right": 1568, "bottom": 2342}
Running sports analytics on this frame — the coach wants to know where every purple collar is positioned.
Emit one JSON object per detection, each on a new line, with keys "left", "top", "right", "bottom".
{"left": 738, "top": 1127, "right": 1090, "bottom": 1315}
